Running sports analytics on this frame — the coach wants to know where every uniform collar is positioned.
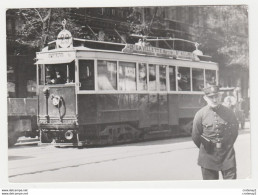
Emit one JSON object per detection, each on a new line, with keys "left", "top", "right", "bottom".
{"left": 211, "top": 104, "right": 221, "bottom": 112}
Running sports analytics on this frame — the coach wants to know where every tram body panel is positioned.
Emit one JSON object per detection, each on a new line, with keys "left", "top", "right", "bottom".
{"left": 77, "top": 93, "right": 203, "bottom": 128}
{"left": 38, "top": 85, "right": 77, "bottom": 127}
{"left": 168, "top": 94, "right": 179, "bottom": 126}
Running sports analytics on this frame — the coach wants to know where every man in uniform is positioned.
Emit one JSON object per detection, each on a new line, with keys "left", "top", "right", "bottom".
{"left": 192, "top": 85, "right": 239, "bottom": 180}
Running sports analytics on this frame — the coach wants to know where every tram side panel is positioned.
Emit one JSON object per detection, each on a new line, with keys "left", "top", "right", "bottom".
{"left": 76, "top": 93, "right": 205, "bottom": 145}
{"left": 159, "top": 94, "right": 169, "bottom": 130}
{"left": 177, "top": 94, "right": 205, "bottom": 135}
{"left": 168, "top": 94, "right": 180, "bottom": 128}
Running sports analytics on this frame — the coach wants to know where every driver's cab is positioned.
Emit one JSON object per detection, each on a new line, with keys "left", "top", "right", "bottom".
{"left": 38, "top": 62, "right": 75, "bottom": 85}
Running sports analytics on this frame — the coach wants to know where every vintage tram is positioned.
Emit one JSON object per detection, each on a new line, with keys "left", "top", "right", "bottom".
{"left": 35, "top": 27, "right": 218, "bottom": 147}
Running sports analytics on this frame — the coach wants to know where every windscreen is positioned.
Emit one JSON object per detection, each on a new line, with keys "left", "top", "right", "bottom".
{"left": 38, "top": 62, "right": 75, "bottom": 85}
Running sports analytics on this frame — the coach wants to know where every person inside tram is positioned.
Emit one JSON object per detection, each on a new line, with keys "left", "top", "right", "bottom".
{"left": 50, "top": 70, "right": 66, "bottom": 84}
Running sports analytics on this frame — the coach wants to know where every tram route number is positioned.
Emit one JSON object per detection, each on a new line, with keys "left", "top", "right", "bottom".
{"left": 1, "top": 189, "right": 28, "bottom": 195}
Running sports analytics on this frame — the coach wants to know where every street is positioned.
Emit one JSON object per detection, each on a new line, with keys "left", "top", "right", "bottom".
{"left": 8, "top": 128, "right": 251, "bottom": 182}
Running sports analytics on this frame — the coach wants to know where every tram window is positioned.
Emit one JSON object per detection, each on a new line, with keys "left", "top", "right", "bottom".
{"left": 45, "top": 62, "right": 75, "bottom": 85}
{"left": 159, "top": 65, "right": 167, "bottom": 91}
{"left": 177, "top": 67, "right": 190, "bottom": 91}
{"left": 205, "top": 69, "right": 216, "bottom": 86}
{"left": 79, "top": 60, "right": 95, "bottom": 90}
{"left": 149, "top": 64, "right": 157, "bottom": 91}
{"left": 138, "top": 63, "right": 147, "bottom": 91}
{"left": 118, "top": 62, "right": 136, "bottom": 91}
{"left": 38, "top": 65, "right": 44, "bottom": 85}
{"left": 192, "top": 68, "right": 204, "bottom": 91}
{"left": 97, "top": 60, "right": 117, "bottom": 90}
{"left": 169, "top": 66, "right": 176, "bottom": 91}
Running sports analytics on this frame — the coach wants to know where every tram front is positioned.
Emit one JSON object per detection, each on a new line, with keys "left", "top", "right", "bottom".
{"left": 36, "top": 51, "right": 78, "bottom": 145}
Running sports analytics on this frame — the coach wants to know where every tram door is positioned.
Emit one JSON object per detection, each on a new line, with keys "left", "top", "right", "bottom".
{"left": 78, "top": 60, "right": 95, "bottom": 90}
{"left": 77, "top": 60, "right": 97, "bottom": 124}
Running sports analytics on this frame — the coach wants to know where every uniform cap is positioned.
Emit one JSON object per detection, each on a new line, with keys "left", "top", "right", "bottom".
{"left": 203, "top": 85, "right": 220, "bottom": 97}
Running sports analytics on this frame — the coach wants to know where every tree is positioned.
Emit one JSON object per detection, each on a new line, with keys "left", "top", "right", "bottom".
{"left": 126, "top": 7, "right": 164, "bottom": 37}
{"left": 199, "top": 6, "right": 248, "bottom": 68}
{"left": 198, "top": 5, "right": 248, "bottom": 88}
{"left": 7, "top": 8, "right": 85, "bottom": 53}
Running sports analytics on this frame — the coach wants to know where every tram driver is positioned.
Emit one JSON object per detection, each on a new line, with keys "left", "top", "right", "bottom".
{"left": 46, "top": 65, "right": 66, "bottom": 84}
{"left": 51, "top": 70, "right": 65, "bottom": 84}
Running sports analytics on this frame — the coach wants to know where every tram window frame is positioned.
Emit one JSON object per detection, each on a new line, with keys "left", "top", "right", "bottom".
{"left": 192, "top": 68, "right": 204, "bottom": 91}
{"left": 159, "top": 65, "right": 167, "bottom": 91}
{"left": 44, "top": 62, "right": 75, "bottom": 85}
{"left": 118, "top": 61, "right": 137, "bottom": 91}
{"left": 78, "top": 60, "right": 95, "bottom": 91}
{"left": 97, "top": 60, "right": 117, "bottom": 91}
{"left": 205, "top": 69, "right": 217, "bottom": 86}
{"left": 38, "top": 64, "right": 45, "bottom": 85}
{"left": 169, "top": 66, "right": 176, "bottom": 91}
{"left": 177, "top": 66, "right": 191, "bottom": 91}
{"left": 148, "top": 64, "right": 157, "bottom": 91}
{"left": 138, "top": 63, "right": 147, "bottom": 91}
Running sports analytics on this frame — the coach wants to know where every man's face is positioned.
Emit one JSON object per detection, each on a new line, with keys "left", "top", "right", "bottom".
{"left": 205, "top": 93, "right": 221, "bottom": 107}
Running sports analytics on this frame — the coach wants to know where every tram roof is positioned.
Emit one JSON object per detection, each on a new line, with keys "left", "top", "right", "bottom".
{"left": 36, "top": 38, "right": 217, "bottom": 65}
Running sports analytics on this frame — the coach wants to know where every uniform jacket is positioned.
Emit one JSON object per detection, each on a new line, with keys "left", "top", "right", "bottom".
{"left": 192, "top": 104, "right": 239, "bottom": 171}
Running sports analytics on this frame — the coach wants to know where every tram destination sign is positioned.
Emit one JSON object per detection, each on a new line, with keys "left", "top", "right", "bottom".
{"left": 36, "top": 51, "right": 76, "bottom": 64}
{"left": 122, "top": 44, "right": 195, "bottom": 60}
{"left": 37, "top": 52, "right": 76, "bottom": 60}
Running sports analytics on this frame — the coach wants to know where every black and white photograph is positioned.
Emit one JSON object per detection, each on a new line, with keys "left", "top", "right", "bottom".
{"left": 1, "top": 0, "right": 258, "bottom": 193}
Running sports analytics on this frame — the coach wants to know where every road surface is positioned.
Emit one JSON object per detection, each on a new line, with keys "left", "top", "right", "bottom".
{"left": 8, "top": 129, "right": 250, "bottom": 182}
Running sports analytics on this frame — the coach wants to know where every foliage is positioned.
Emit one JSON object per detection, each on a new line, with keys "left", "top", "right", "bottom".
{"left": 7, "top": 8, "right": 85, "bottom": 53}
{"left": 7, "top": 6, "right": 249, "bottom": 70}
{"left": 126, "top": 7, "right": 164, "bottom": 36}
{"left": 198, "top": 6, "right": 248, "bottom": 69}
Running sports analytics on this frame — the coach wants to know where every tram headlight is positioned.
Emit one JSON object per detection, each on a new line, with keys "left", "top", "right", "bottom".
{"left": 50, "top": 94, "right": 61, "bottom": 107}
{"left": 65, "top": 130, "right": 74, "bottom": 140}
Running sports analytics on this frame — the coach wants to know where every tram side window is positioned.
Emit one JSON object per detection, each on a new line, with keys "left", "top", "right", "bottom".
{"left": 119, "top": 62, "right": 136, "bottom": 91}
{"left": 192, "top": 68, "right": 204, "bottom": 91}
{"left": 138, "top": 63, "right": 147, "bottom": 91}
{"left": 38, "top": 65, "right": 44, "bottom": 85}
{"left": 79, "top": 60, "right": 95, "bottom": 90}
{"left": 159, "top": 65, "right": 167, "bottom": 91}
{"left": 149, "top": 64, "right": 157, "bottom": 91}
{"left": 97, "top": 60, "right": 117, "bottom": 90}
{"left": 205, "top": 69, "right": 216, "bottom": 86}
{"left": 45, "top": 62, "right": 75, "bottom": 85}
{"left": 169, "top": 66, "right": 176, "bottom": 91}
{"left": 177, "top": 67, "right": 190, "bottom": 91}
